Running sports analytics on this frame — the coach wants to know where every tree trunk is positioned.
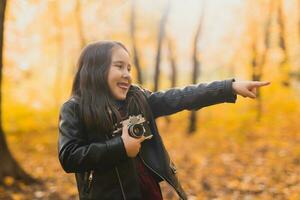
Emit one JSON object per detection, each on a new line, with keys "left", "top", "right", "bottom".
{"left": 0, "top": 0, "right": 35, "bottom": 185}
{"left": 251, "top": 1, "right": 273, "bottom": 122}
{"left": 167, "top": 38, "right": 177, "bottom": 88}
{"left": 277, "top": 0, "right": 290, "bottom": 87}
{"left": 188, "top": 4, "right": 205, "bottom": 134}
{"left": 52, "top": 1, "right": 63, "bottom": 107}
{"left": 299, "top": 0, "right": 300, "bottom": 39}
{"left": 72, "top": 0, "right": 87, "bottom": 75}
{"left": 130, "top": 0, "right": 143, "bottom": 85}
{"left": 153, "top": 0, "right": 170, "bottom": 92}
{"left": 251, "top": 41, "right": 262, "bottom": 121}
{"left": 164, "top": 37, "right": 177, "bottom": 125}
{"left": 298, "top": 0, "right": 300, "bottom": 39}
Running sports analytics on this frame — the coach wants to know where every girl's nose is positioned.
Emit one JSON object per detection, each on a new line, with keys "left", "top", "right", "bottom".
{"left": 122, "top": 69, "right": 131, "bottom": 79}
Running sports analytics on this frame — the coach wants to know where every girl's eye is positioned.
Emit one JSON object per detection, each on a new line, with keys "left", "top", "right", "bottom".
{"left": 115, "top": 65, "right": 122, "bottom": 69}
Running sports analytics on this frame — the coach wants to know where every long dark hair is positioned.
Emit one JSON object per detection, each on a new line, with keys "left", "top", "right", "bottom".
{"left": 71, "top": 41, "right": 151, "bottom": 134}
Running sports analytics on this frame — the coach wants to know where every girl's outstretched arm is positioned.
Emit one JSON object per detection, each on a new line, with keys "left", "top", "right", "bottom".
{"left": 141, "top": 78, "right": 237, "bottom": 118}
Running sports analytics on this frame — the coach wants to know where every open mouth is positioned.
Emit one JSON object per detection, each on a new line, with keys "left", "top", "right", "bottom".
{"left": 117, "top": 82, "right": 130, "bottom": 90}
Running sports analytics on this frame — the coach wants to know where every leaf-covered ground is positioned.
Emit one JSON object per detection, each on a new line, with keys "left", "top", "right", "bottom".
{"left": 1, "top": 87, "right": 300, "bottom": 199}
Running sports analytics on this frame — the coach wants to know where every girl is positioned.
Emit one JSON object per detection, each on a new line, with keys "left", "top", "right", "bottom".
{"left": 58, "top": 41, "right": 270, "bottom": 200}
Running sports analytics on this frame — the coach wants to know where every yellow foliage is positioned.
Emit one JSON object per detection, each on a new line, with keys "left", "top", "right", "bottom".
{"left": 4, "top": 176, "right": 15, "bottom": 187}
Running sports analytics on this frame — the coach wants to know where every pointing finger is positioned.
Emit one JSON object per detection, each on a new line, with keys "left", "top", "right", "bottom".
{"left": 253, "top": 81, "right": 271, "bottom": 87}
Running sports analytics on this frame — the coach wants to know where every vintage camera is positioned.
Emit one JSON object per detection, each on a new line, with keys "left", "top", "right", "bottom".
{"left": 113, "top": 115, "right": 153, "bottom": 140}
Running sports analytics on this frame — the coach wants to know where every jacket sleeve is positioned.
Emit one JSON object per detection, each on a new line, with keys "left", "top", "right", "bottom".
{"left": 143, "top": 78, "right": 237, "bottom": 118}
{"left": 58, "top": 101, "right": 128, "bottom": 173}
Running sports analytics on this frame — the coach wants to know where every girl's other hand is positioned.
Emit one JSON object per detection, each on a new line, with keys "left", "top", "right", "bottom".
{"left": 121, "top": 120, "right": 145, "bottom": 158}
{"left": 232, "top": 80, "right": 271, "bottom": 99}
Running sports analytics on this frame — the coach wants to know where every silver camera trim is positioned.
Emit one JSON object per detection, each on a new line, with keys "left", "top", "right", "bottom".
{"left": 112, "top": 114, "right": 153, "bottom": 139}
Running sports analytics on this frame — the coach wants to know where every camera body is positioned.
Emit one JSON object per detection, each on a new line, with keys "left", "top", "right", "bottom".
{"left": 113, "top": 114, "right": 153, "bottom": 140}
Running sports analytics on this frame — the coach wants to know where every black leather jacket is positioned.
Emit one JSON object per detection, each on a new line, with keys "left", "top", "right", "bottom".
{"left": 58, "top": 78, "right": 237, "bottom": 200}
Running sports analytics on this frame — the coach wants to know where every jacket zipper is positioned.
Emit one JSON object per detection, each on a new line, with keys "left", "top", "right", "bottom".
{"left": 138, "top": 154, "right": 178, "bottom": 193}
{"left": 88, "top": 170, "right": 94, "bottom": 190}
{"left": 84, "top": 170, "right": 94, "bottom": 193}
{"left": 115, "top": 167, "right": 126, "bottom": 200}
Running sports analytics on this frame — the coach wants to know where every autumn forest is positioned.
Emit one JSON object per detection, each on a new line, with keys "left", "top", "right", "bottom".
{"left": 0, "top": 0, "right": 300, "bottom": 199}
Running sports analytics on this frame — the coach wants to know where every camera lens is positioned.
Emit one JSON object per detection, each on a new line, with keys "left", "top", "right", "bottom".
{"left": 128, "top": 124, "right": 145, "bottom": 138}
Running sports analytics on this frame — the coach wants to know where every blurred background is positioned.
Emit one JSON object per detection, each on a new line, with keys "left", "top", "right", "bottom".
{"left": 0, "top": 0, "right": 300, "bottom": 199}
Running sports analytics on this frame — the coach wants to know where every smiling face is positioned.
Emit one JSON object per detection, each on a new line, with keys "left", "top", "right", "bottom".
{"left": 107, "top": 46, "right": 132, "bottom": 100}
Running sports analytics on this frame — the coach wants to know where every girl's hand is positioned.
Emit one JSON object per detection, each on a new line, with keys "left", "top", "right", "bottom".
{"left": 121, "top": 120, "right": 145, "bottom": 158}
{"left": 232, "top": 80, "right": 271, "bottom": 99}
